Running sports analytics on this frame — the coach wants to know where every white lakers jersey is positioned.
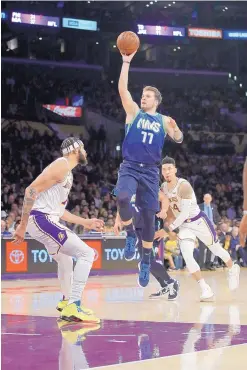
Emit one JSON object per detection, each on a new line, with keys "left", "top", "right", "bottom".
{"left": 32, "top": 158, "right": 73, "bottom": 217}
{"left": 161, "top": 178, "right": 200, "bottom": 219}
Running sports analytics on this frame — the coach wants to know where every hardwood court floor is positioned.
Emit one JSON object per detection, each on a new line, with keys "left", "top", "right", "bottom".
{"left": 2, "top": 269, "right": 247, "bottom": 370}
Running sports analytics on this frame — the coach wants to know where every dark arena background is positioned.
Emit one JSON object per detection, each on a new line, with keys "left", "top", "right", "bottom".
{"left": 1, "top": 1, "right": 247, "bottom": 370}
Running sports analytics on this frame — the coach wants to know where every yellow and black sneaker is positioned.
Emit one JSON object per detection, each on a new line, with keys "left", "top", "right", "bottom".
{"left": 60, "top": 301, "right": 100, "bottom": 323}
{"left": 56, "top": 299, "right": 69, "bottom": 312}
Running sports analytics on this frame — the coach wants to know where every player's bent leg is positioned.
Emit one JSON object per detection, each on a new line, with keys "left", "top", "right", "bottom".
{"left": 58, "top": 232, "right": 100, "bottom": 323}
{"left": 179, "top": 229, "right": 214, "bottom": 301}
{"left": 136, "top": 228, "right": 179, "bottom": 299}
{"left": 52, "top": 253, "right": 73, "bottom": 312}
{"left": 207, "top": 241, "right": 240, "bottom": 291}
{"left": 115, "top": 170, "right": 139, "bottom": 260}
{"left": 138, "top": 209, "right": 156, "bottom": 288}
{"left": 118, "top": 190, "right": 137, "bottom": 260}
{"left": 195, "top": 216, "right": 240, "bottom": 291}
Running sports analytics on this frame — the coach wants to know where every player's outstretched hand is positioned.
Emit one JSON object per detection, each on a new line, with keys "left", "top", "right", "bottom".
{"left": 12, "top": 224, "right": 26, "bottom": 244}
{"left": 239, "top": 214, "right": 247, "bottom": 247}
{"left": 154, "top": 229, "right": 168, "bottom": 241}
{"left": 84, "top": 218, "right": 104, "bottom": 232}
{"left": 121, "top": 51, "right": 137, "bottom": 63}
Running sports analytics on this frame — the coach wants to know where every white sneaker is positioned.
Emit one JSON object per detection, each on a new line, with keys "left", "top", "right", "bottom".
{"left": 200, "top": 285, "right": 214, "bottom": 301}
{"left": 228, "top": 264, "right": 240, "bottom": 291}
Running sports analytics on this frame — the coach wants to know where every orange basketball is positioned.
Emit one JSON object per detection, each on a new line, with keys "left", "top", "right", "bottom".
{"left": 116, "top": 31, "right": 140, "bottom": 55}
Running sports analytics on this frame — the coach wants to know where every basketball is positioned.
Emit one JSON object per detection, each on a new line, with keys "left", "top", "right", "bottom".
{"left": 117, "top": 31, "right": 140, "bottom": 55}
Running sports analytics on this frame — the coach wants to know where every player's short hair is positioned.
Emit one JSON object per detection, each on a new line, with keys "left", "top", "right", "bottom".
{"left": 143, "top": 86, "right": 162, "bottom": 105}
{"left": 60, "top": 137, "right": 83, "bottom": 155}
{"left": 162, "top": 156, "right": 176, "bottom": 166}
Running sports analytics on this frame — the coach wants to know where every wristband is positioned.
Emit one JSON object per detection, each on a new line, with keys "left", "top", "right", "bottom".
{"left": 163, "top": 225, "right": 170, "bottom": 233}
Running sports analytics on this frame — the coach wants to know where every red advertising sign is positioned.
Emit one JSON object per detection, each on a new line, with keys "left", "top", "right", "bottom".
{"left": 43, "top": 105, "right": 82, "bottom": 117}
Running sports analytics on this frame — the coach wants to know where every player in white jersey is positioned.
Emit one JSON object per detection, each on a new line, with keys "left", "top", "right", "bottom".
{"left": 13, "top": 137, "right": 104, "bottom": 323}
{"left": 155, "top": 156, "right": 240, "bottom": 301}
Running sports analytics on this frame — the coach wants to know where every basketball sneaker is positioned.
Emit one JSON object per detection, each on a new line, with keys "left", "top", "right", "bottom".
{"left": 124, "top": 233, "right": 137, "bottom": 261}
{"left": 200, "top": 285, "right": 214, "bottom": 301}
{"left": 167, "top": 280, "right": 180, "bottom": 301}
{"left": 228, "top": 263, "right": 240, "bottom": 291}
{"left": 56, "top": 299, "right": 94, "bottom": 315}
{"left": 149, "top": 286, "right": 169, "bottom": 299}
{"left": 60, "top": 301, "right": 100, "bottom": 323}
{"left": 56, "top": 299, "right": 69, "bottom": 312}
{"left": 138, "top": 260, "right": 150, "bottom": 287}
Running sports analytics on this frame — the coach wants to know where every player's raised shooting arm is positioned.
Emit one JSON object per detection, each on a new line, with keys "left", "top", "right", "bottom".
{"left": 118, "top": 59, "right": 139, "bottom": 119}
{"left": 20, "top": 161, "right": 69, "bottom": 229}
{"left": 163, "top": 116, "right": 183, "bottom": 143}
{"left": 169, "top": 182, "right": 193, "bottom": 231}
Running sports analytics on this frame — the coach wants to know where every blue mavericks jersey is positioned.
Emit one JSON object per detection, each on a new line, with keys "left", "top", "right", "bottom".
{"left": 122, "top": 110, "right": 166, "bottom": 165}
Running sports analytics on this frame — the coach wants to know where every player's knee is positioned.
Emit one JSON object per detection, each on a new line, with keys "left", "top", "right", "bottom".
{"left": 208, "top": 242, "right": 230, "bottom": 263}
{"left": 86, "top": 247, "right": 95, "bottom": 263}
{"left": 117, "top": 191, "right": 131, "bottom": 206}
{"left": 180, "top": 239, "right": 200, "bottom": 274}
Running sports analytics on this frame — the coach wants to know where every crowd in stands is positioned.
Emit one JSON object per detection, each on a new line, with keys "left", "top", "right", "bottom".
{"left": 2, "top": 63, "right": 247, "bottom": 134}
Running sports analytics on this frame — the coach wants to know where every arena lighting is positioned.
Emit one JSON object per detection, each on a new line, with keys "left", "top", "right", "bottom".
{"left": 223, "top": 9, "right": 225, "bottom": 12}
{"left": 225, "top": 7, "right": 228, "bottom": 10}
{"left": 146, "top": 4, "right": 150, "bottom": 7}
{"left": 173, "top": 1, "right": 176, "bottom": 3}
{"left": 39, "top": 37, "right": 42, "bottom": 40}
{"left": 96, "top": 41, "right": 99, "bottom": 44}
{"left": 164, "top": 6, "right": 167, "bottom": 8}
{"left": 168, "top": 4, "right": 171, "bottom": 6}
{"left": 150, "top": 1, "right": 153, "bottom": 4}
{"left": 229, "top": 73, "right": 231, "bottom": 78}
{"left": 173, "top": 48, "right": 176, "bottom": 51}
{"left": 177, "top": 46, "right": 180, "bottom": 49}
{"left": 234, "top": 76, "right": 237, "bottom": 81}
{"left": 240, "top": 83, "right": 242, "bottom": 88}
{"left": 113, "top": 45, "right": 116, "bottom": 48}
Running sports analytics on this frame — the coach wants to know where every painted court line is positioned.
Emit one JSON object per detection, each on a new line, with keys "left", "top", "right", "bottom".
{"left": 2, "top": 332, "right": 41, "bottom": 336}
{"left": 87, "top": 334, "right": 136, "bottom": 337}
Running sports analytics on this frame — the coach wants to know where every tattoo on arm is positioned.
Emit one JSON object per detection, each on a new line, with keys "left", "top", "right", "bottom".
{"left": 178, "top": 182, "right": 193, "bottom": 199}
{"left": 20, "top": 187, "right": 38, "bottom": 226}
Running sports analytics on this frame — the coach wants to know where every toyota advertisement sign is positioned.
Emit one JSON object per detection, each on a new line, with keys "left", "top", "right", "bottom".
{"left": 2, "top": 237, "right": 139, "bottom": 278}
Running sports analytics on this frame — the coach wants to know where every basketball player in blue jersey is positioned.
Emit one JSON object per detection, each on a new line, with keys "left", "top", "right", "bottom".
{"left": 113, "top": 190, "right": 180, "bottom": 300}
{"left": 115, "top": 51, "right": 183, "bottom": 287}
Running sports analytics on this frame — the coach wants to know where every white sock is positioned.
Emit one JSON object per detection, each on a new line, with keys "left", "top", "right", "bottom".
{"left": 198, "top": 278, "right": 208, "bottom": 290}
{"left": 68, "top": 257, "right": 93, "bottom": 305}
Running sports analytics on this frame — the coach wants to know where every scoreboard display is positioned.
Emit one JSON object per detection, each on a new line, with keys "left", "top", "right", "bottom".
{"left": 11, "top": 12, "right": 59, "bottom": 27}
{"left": 137, "top": 24, "right": 185, "bottom": 37}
